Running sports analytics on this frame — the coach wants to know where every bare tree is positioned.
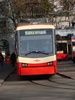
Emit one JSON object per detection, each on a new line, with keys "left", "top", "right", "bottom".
{"left": 0, "top": 0, "right": 56, "bottom": 29}
{"left": 58, "top": 0, "right": 75, "bottom": 11}
{"left": 53, "top": 0, "right": 75, "bottom": 27}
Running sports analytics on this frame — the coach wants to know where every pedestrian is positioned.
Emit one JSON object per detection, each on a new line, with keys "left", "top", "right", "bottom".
{"left": 0, "top": 52, "right": 4, "bottom": 69}
{"left": 10, "top": 51, "right": 17, "bottom": 67}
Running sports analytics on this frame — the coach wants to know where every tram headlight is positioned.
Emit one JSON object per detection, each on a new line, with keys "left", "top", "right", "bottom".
{"left": 48, "top": 62, "right": 53, "bottom": 66}
{"left": 22, "top": 63, "right": 28, "bottom": 67}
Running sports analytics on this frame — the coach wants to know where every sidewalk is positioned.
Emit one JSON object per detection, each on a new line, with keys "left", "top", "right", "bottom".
{"left": 0, "top": 62, "right": 15, "bottom": 85}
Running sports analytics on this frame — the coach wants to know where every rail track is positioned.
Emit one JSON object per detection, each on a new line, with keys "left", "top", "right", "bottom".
{"left": 2, "top": 60, "right": 75, "bottom": 90}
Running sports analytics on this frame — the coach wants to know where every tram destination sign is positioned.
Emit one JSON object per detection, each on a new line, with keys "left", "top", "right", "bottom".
{"left": 20, "top": 29, "right": 52, "bottom": 36}
{"left": 25, "top": 30, "right": 46, "bottom": 35}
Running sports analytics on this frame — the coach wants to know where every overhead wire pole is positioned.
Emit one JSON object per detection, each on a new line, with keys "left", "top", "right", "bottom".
{"left": 25, "top": 3, "right": 41, "bottom": 18}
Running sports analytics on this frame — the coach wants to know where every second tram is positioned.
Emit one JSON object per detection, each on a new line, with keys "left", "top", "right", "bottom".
{"left": 56, "top": 40, "right": 68, "bottom": 60}
{"left": 71, "top": 35, "right": 75, "bottom": 62}
{"left": 56, "top": 34, "right": 72, "bottom": 61}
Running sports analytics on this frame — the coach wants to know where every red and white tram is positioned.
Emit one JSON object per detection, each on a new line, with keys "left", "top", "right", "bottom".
{"left": 56, "top": 40, "right": 68, "bottom": 60}
{"left": 15, "top": 22, "right": 57, "bottom": 76}
{"left": 71, "top": 35, "right": 75, "bottom": 62}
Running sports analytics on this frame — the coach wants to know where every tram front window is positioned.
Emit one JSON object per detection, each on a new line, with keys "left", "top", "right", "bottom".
{"left": 19, "top": 29, "right": 54, "bottom": 56}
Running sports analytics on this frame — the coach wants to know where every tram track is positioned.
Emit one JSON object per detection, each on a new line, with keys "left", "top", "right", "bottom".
{"left": 3, "top": 74, "right": 75, "bottom": 90}
{"left": 2, "top": 70, "right": 75, "bottom": 90}
{"left": 29, "top": 68, "right": 75, "bottom": 89}
{"left": 57, "top": 72, "right": 75, "bottom": 80}
{"left": 2, "top": 60, "right": 75, "bottom": 89}
{"left": 29, "top": 74, "right": 75, "bottom": 90}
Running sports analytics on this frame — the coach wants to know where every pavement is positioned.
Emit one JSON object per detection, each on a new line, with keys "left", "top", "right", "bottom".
{"left": 0, "top": 62, "right": 15, "bottom": 85}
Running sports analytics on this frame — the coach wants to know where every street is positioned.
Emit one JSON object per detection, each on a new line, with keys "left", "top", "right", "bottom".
{"left": 0, "top": 0, "right": 75, "bottom": 100}
{"left": 0, "top": 60, "right": 75, "bottom": 100}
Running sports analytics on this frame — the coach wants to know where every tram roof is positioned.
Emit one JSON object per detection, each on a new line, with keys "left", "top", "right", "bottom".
{"left": 16, "top": 18, "right": 55, "bottom": 30}
{"left": 16, "top": 24, "right": 55, "bottom": 30}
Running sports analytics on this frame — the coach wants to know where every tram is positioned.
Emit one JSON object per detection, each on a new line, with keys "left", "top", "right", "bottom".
{"left": 71, "top": 35, "right": 75, "bottom": 62}
{"left": 56, "top": 40, "right": 68, "bottom": 60}
{"left": 15, "top": 20, "right": 57, "bottom": 76}
{"left": 56, "top": 34, "right": 72, "bottom": 61}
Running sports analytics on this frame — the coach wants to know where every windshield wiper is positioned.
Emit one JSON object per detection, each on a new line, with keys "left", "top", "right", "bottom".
{"left": 25, "top": 51, "right": 49, "bottom": 56}
{"left": 25, "top": 51, "right": 36, "bottom": 56}
{"left": 36, "top": 51, "right": 49, "bottom": 55}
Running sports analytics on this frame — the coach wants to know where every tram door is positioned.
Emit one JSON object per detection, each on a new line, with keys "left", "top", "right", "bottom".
{"left": 57, "top": 41, "right": 68, "bottom": 60}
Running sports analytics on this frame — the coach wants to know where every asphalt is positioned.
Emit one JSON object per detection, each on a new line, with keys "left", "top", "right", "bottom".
{"left": 0, "top": 62, "right": 15, "bottom": 85}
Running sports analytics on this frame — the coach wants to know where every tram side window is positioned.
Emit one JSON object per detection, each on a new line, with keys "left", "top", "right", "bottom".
{"left": 57, "top": 43, "right": 67, "bottom": 54}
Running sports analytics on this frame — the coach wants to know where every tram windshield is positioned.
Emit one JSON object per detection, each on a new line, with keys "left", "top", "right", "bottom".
{"left": 18, "top": 29, "right": 54, "bottom": 56}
